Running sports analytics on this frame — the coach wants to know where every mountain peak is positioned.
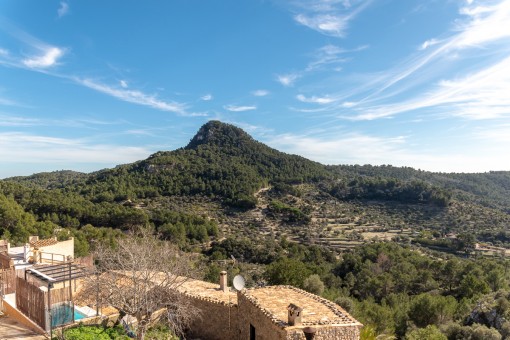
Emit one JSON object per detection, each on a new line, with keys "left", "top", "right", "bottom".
{"left": 185, "top": 120, "right": 254, "bottom": 149}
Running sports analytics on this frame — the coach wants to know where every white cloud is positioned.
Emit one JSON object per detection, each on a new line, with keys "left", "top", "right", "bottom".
{"left": 224, "top": 105, "right": 257, "bottom": 112}
{"left": 276, "top": 73, "right": 300, "bottom": 86}
{"left": 419, "top": 38, "right": 440, "bottom": 50}
{"left": 296, "top": 94, "right": 336, "bottom": 104}
{"left": 294, "top": 14, "right": 348, "bottom": 37}
{"left": 0, "top": 132, "right": 151, "bottom": 169}
{"left": 305, "top": 44, "right": 357, "bottom": 71}
{"left": 291, "top": 0, "right": 372, "bottom": 37}
{"left": 120, "top": 80, "right": 128, "bottom": 88}
{"left": 474, "top": 124, "right": 510, "bottom": 143}
{"left": 251, "top": 89, "right": 270, "bottom": 97}
{"left": 264, "top": 131, "right": 510, "bottom": 172}
{"left": 454, "top": 0, "right": 510, "bottom": 48}
{"left": 201, "top": 94, "right": 213, "bottom": 101}
{"left": 350, "top": 55, "right": 510, "bottom": 120}
{"left": 23, "top": 46, "right": 64, "bottom": 69}
{"left": 57, "top": 2, "right": 69, "bottom": 18}
{"left": 74, "top": 78, "right": 190, "bottom": 115}
{"left": 0, "top": 115, "right": 38, "bottom": 127}
{"left": 0, "top": 48, "right": 8, "bottom": 56}
{"left": 332, "top": 0, "right": 510, "bottom": 121}
{"left": 265, "top": 132, "right": 409, "bottom": 166}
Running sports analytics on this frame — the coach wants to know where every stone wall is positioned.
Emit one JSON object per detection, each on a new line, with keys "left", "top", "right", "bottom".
{"left": 184, "top": 294, "right": 239, "bottom": 340}
{"left": 237, "top": 289, "right": 361, "bottom": 340}
{"left": 237, "top": 292, "right": 288, "bottom": 340}
{"left": 286, "top": 325, "right": 361, "bottom": 340}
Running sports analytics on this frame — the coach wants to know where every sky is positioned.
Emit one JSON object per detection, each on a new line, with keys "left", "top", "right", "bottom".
{"left": 1, "top": 0, "right": 510, "bottom": 178}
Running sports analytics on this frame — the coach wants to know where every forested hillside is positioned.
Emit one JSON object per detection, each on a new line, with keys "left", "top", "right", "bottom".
{"left": 2, "top": 120, "right": 510, "bottom": 338}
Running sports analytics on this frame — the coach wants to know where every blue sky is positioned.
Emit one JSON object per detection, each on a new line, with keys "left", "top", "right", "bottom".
{"left": 1, "top": 0, "right": 509, "bottom": 178}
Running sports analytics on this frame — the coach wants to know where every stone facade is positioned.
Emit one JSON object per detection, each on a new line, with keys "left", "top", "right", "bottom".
{"left": 237, "top": 292, "right": 288, "bottom": 340}
{"left": 286, "top": 326, "right": 361, "bottom": 340}
{"left": 183, "top": 282, "right": 362, "bottom": 340}
{"left": 185, "top": 294, "right": 239, "bottom": 340}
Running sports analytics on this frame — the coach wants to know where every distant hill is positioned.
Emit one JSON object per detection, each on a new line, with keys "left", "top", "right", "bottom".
{"left": 6, "top": 170, "right": 88, "bottom": 189}
{"left": 64, "top": 120, "right": 330, "bottom": 207}
{"left": 2, "top": 120, "right": 510, "bottom": 250}
{"left": 328, "top": 165, "right": 510, "bottom": 212}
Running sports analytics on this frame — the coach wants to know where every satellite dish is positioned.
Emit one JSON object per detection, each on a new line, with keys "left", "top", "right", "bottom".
{"left": 233, "top": 275, "right": 245, "bottom": 291}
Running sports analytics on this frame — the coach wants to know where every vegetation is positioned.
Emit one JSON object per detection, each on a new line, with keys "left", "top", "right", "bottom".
{"left": 2, "top": 121, "right": 510, "bottom": 339}
{"left": 78, "top": 229, "right": 198, "bottom": 340}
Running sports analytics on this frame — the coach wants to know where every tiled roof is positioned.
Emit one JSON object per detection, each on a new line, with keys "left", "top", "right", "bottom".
{"left": 177, "top": 278, "right": 238, "bottom": 305}
{"left": 30, "top": 238, "right": 58, "bottom": 248}
{"left": 241, "top": 285, "right": 362, "bottom": 328}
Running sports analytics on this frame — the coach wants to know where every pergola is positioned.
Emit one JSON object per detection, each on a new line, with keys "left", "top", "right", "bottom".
{"left": 26, "top": 263, "right": 89, "bottom": 284}
{"left": 23, "top": 262, "right": 92, "bottom": 336}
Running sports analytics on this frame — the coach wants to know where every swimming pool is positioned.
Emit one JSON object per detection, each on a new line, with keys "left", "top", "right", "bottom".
{"left": 51, "top": 303, "right": 87, "bottom": 327}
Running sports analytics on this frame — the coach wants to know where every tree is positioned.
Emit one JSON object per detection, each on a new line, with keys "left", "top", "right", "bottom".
{"left": 78, "top": 229, "right": 198, "bottom": 340}
{"left": 405, "top": 325, "right": 446, "bottom": 340}
{"left": 303, "top": 274, "right": 325, "bottom": 295}
{"left": 264, "top": 257, "right": 311, "bottom": 287}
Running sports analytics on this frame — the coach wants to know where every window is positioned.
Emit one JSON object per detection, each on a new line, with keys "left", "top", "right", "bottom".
{"left": 250, "top": 324, "right": 256, "bottom": 340}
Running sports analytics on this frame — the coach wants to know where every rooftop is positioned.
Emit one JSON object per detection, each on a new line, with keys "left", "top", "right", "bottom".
{"left": 242, "top": 285, "right": 362, "bottom": 328}
{"left": 177, "top": 278, "right": 237, "bottom": 305}
{"left": 30, "top": 238, "right": 58, "bottom": 248}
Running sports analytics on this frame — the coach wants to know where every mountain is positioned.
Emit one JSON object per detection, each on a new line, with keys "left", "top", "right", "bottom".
{"left": 2, "top": 120, "right": 510, "bottom": 252}
{"left": 65, "top": 120, "right": 330, "bottom": 207}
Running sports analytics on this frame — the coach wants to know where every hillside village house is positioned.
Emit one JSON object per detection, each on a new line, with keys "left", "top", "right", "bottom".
{"left": 1, "top": 237, "right": 362, "bottom": 339}
{"left": 178, "top": 271, "right": 362, "bottom": 340}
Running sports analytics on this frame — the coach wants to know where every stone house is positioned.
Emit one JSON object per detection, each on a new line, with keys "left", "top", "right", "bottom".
{"left": 179, "top": 272, "right": 362, "bottom": 340}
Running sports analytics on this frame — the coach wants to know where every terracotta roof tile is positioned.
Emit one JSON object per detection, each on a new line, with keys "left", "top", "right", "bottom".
{"left": 30, "top": 238, "right": 58, "bottom": 248}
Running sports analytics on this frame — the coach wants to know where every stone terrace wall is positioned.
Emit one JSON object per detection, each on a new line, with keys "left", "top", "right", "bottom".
{"left": 184, "top": 294, "right": 239, "bottom": 340}
{"left": 286, "top": 325, "right": 361, "bottom": 340}
{"left": 237, "top": 292, "right": 288, "bottom": 340}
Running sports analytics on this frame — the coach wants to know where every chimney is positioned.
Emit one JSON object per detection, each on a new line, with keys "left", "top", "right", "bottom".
{"left": 303, "top": 327, "right": 317, "bottom": 340}
{"left": 23, "top": 244, "right": 30, "bottom": 262}
{"left": 287, "top": 303, "right": 303, "bottom": 326}
{"left": 29, "top": 235, "right": 39, "bottom": 243}
{"left": 220, "top": 271, "right": 228, "bottom": 293}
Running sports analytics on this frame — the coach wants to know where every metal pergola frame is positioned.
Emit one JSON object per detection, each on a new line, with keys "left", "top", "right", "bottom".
{"left": 25, "top": 263, "right": 90, "bottom": 283}
{"left": 24, "top": 262, "right": 92, "bottom": 338}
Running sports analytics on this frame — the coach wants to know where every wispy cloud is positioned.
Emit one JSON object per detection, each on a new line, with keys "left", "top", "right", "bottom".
{"left": 291, "top": 0, "right": 372, "bottom": 37}
{"left": 332, "top": 0, "right": 510, "bottom": 121}
{"left": 276, "top": 73, "right": 300, "bottom": 87}
{"left": 294, "top": 14, "right": 348, "bottom": 37}
{"left": 57, "top": 2, "right": 70, "bottom": 18}
{"left": 419, "top": 38, "right": 441, "bottom": 50}
{"left": 276, "top": 44, "right": 365, "bottom": 87}
{"left": 305, "top": 44, "right": 362, "bottom": 71}
{"left": 224, "top": 105, "right": 257, "bottom": 112}
{"left": 0, "top": 24, "right": 197, "bottom": 116}
{"left": 251, "top": 89, "right": 270, "bottom": 97}
{"left": 74, "top": 78, "right": 190, "bottom": 115}
{"left": 0, "top": 21, "right": 66, "bottom": 69}
{"left": 200, "top": 94, "right": 213, "bottom": 101}
{"left": 296, "top": 94, "right": 335, "bottom": 104}
{"left": 0, "top": 132, "right": 151, "bottom": 167}
{"left": 265, "top": 131, "right": 409, "bottom": 166}
{"left": 0, "top": 115, "right": 39, "bottom": 127}
{"left": 23, "top": 46, "right": 64, "bottom": 69}
{"left": 265, "top": 130, "right": 510, "bottom": 172}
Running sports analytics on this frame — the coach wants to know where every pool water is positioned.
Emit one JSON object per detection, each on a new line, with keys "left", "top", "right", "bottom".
{"left": 51, "top": 304, "right": 87, "bottom": 327}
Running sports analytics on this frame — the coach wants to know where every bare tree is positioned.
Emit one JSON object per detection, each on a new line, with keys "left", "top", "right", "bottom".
{"left": 78, "top": 229, "right": 199, "bottom": 340}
